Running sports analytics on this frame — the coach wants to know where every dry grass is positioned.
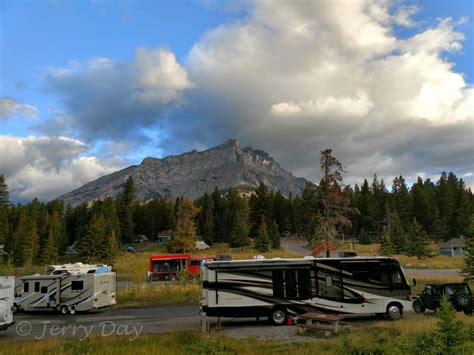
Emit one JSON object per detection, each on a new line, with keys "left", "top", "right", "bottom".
{"left": 117, "top": 282, "right": 201, "bottom": 308}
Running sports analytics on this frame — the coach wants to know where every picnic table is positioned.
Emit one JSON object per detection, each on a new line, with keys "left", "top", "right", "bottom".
{"left": 296, "top": 312, "right": 350, "bottom": 335}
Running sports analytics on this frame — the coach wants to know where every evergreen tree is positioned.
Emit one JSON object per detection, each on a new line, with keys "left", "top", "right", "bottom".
{"left": 391, "top": 176, "right": 413, "bottom": 229}
{"left": 13, "top": 209, "right": 39, "bottom": 266}
{"left": 436, "top": 296, "right": 467, "bottom": 353}
{"left": 358, "top": 227, "right": 372, "bottom": 245}
{"left": 116, "top": 176, "right": 135, "bottom": 243}
{"left": 0, "top": 175, "right": 9, "bottom": 207}
{"left": 42, "top": 211, "right": 63, "bottom": 264}
{"left": 407, "top": 218, "right": 431, "bottom": 259}
{"left": 462, "top": 214, "right": 474, "bottom": 278}
{"left": 389, "top": 212, "right": 407, "bottom": 254}
{"left": 269, "top": 219, "right": 281, "bottom": 249}
{"left": 169, "top": 197, "right": 200, "bottom": 253}
{"left": 254, "top": 216, "right": 270, "bottom": 252}
{"left": 229, "top": 209, "right": 249, "bottom": 248}
{"left": 379, "top": 228, "right": 395, "bottom": 256}
{"left": 76, "top": 214, "right": 106, "bottom": 262}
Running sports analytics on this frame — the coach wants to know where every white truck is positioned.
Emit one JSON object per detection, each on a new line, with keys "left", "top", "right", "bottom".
{"left": 0, "top": 276, "right": 15, "bottom": 331}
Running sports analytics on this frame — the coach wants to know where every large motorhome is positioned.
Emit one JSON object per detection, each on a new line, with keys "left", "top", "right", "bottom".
{"left": 15, "top": 272, "right": 116, "bottom": 314}
{"left": 0, "top": 276, "right": 14, "bottom": 331}
{"left": 201, "top": 257, "right": 413, "bottom": 324}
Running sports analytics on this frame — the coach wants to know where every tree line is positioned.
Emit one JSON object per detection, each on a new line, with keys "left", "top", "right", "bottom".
{"left": 1, "top": 150, "right": 473, "bottom": 268}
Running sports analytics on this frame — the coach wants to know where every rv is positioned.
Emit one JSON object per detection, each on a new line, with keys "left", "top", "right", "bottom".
{"left": 0, "top": 276, "right": 14, "bottom": 331}
{"left": 15, "top": 272, "right": 116, "bottom": 314}
{"left": 201, "top": 257, "right": 413, "bottom": 324}
{"left": 46, "top": 263, "right": 112, "bottom": 275}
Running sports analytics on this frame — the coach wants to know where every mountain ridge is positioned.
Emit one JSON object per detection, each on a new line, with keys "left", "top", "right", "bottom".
{"left": 57, "top": 139, "right": 309, "bottom": 206}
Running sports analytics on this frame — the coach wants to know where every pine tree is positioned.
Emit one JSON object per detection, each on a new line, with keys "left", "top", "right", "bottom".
{"left": 76, "top": 214, "right": 106, "bottom": 262}
{"left": 169, "top": 197, "right": 200, "bottom": 253}
{"left": 389, "top": 212, "right": 408, "bottom": 254}
{"left": 0, "top": 175, "right": 9, "bottom": 207}
{"left": 462, "top": 214, "right": 474, "bottom": 278}
{"left": 379, "top": 228, "right": 395, "bottom": 256}
{"left": 254, "top": 216, "right": 270, "bottom": 252}
{"left": 229, "top": 210, "right": 249, "bottom": 248}
{"left": 391, "top": 176, "right": 413, "bottom": 229}
{"left": 42, "top": 211, "right": 63, "bottom": 264}
{"left": 269, "top": 219, "right": 281, "bottom": 249}
{"left": 436, "top": 296, "right": 467, "bottom": 353}
{"left": 13, "top": 209, "right": 39, "bottom": 266}
{"left": 407, "top": 218, "right": 431, "bottom": 259}
{"left": 116, "top": 176, "right": 135, "bottom": 243}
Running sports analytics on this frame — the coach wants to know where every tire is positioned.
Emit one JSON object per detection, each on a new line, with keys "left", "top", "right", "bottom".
{"left": 386, "top": 303, "right": 403, "bottom": 321}
{"left": 60, "top": 306, "right": 69, "bottom": 315}
{"left": 453, "top": 293, "right": 471, "bottom": 309}
{"left": 413, "top": 300, "right": 425, "bottom": 314}
{"left": 269, "top": 307, "right": 287, "bottom": 326}
{"left": 463, "top": 308, "right": 473, "bottom": 316}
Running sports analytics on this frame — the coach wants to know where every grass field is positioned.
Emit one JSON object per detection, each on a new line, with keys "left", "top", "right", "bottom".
{"left": 1, "top": 313, "right": 473, "bottom": 354}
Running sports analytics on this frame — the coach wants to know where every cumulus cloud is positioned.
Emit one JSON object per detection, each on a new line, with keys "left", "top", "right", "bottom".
{"left": 163, "top": 0, "right": 474, "bottom": 188}
{"left": 0, "top": 135, "right": 125, "bottom": 201}
{"left": 0, "top": 97, "right": 39, "bottom": 120}
{"left": 38, "top": 48, "right": 193, "bottom": 142}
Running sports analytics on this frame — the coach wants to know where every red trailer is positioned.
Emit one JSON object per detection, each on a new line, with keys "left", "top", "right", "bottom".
{"left": 149, "top": 254, "right": 214, "bottom": 281}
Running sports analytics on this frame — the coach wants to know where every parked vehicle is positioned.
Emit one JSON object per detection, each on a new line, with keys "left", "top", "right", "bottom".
{"left": 201, "top": 256, "right": 414, "bottom": 325}
{"left": 413, "top": 283, "right": 473, "bottom": 315}
{"left": 195, "top": 241, "right": 210, "bottom": 250}
{"left": 149, "top": 254, "right": 215, "bottom": 281}
{"left": 0, "top": 276, "right": 14, "bottom": 331}
{"left": 46, "top": 263, "right": 112, "bottom": 275}
{"left": 15, "top": 272, "right": 116, "bottom": 314}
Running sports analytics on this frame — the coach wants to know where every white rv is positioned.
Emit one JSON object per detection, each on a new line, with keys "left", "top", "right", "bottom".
{"left": 15, "top": 272, "right": 116, "bottom": 314}
{"left": 201, "top": 257, "right": 414, "bottom": 325}
{"left": 46, "top": 263, "right": 112, "bottom": 275}
{"left": 0, "top": 276, "right": 14, "bottom": 331}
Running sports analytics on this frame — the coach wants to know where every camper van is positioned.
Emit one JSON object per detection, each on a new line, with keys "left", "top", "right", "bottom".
{"left": 0, "top": 276, "right": 14, "bottom": 331}
{"left": 46, "top": 263, "right": 112, "bottom": 275}
{"left": 15, "top": 272, "right": 116, "bottom": 314}
{"left": 201, "top": 257, "right": 413, "bottom": 324}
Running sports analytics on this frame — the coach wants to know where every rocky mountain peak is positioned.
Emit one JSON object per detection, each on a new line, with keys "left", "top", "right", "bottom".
{"left": 57, "top": 139, "right": 309, "bottom": 206}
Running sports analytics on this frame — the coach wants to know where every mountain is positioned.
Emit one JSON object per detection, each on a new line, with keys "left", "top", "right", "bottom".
{"left": 57, "top": 139, "right": 310, "bottom": 206}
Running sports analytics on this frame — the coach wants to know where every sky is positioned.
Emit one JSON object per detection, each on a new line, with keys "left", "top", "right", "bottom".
{"left": 0, "top": 0, "right": 473, "bottom": 202}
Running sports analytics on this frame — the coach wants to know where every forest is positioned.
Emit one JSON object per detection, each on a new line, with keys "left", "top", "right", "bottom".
{"left": 1, "top": 157, "right": 473, "bottom": 268}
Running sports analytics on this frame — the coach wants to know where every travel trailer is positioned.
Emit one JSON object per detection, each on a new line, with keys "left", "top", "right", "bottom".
{"left": 0, "top": 276, "right": 14, "bottom": 331}
{"left": 15, "top": 272, "right": 116, "bottom": 314}
{"left": 201, "top": 257, "right": 413, "bottom": 325}
{"left": 46, "top": 263, "right": 112, "bottom": 275}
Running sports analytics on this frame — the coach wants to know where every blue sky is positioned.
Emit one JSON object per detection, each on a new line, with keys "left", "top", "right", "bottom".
{"left": 1, "top": 0, "right": 473, "bottom": 201}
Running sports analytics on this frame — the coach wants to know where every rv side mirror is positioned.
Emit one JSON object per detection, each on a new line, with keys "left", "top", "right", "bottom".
{"left": 412, "top": 278, "right": 417, "bottom": 286}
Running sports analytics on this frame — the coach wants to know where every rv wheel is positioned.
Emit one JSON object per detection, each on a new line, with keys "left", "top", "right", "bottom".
{"left": 386, "top": 303, "right": 403, "bottom": 321}
{"left": 60, "top": 306, "right": 69, "bottom": 315}
{"left": 269, "top": 307, "right": 287, "bottom": 326}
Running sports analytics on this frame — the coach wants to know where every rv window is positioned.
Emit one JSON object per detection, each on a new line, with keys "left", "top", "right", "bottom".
{"left": 191, "top": 260, "right": 201, "bottom": 266}
{"left": 285, "top": 270, "right": 297, "bottom": 298}
{"left": 35, "top": 282, "right": 40, "bottom": 292}
{"left": 41, "top": 286, "right": 47, "bottom": 294}
{"left": 23, "top": 282, "right": 29, "bottom": 292}
{"left": 71, "top": 281, "right": 84, "bottom": 291}
{"left": 87, "top": 270, "right": 96, "bottom": 273}
{"left": 297, "top": 269, "right": 311, "bottom": 298}
{"left": 272, "top": 270, "right": 284, "bottom": 298}
{"left": 325, "top": 275, "right": 333, "bottom": 287}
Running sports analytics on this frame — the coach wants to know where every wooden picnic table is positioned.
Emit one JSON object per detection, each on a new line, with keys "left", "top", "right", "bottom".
{"left": 296, "top": 312, "right": 349, "bottom": 335}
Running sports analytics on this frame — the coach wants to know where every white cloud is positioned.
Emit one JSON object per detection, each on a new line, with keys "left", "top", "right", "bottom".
{"left": 169, "top": 0, "right": 474, "bottom": 186}
{"left": 0, "top": 98, "right": 39, "bottom": 120}
{"left": 393, "top": 5, "right": 419, "bottom": 27}
{"left": 0, "top": 135, "right": 124, "bottom": 202}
